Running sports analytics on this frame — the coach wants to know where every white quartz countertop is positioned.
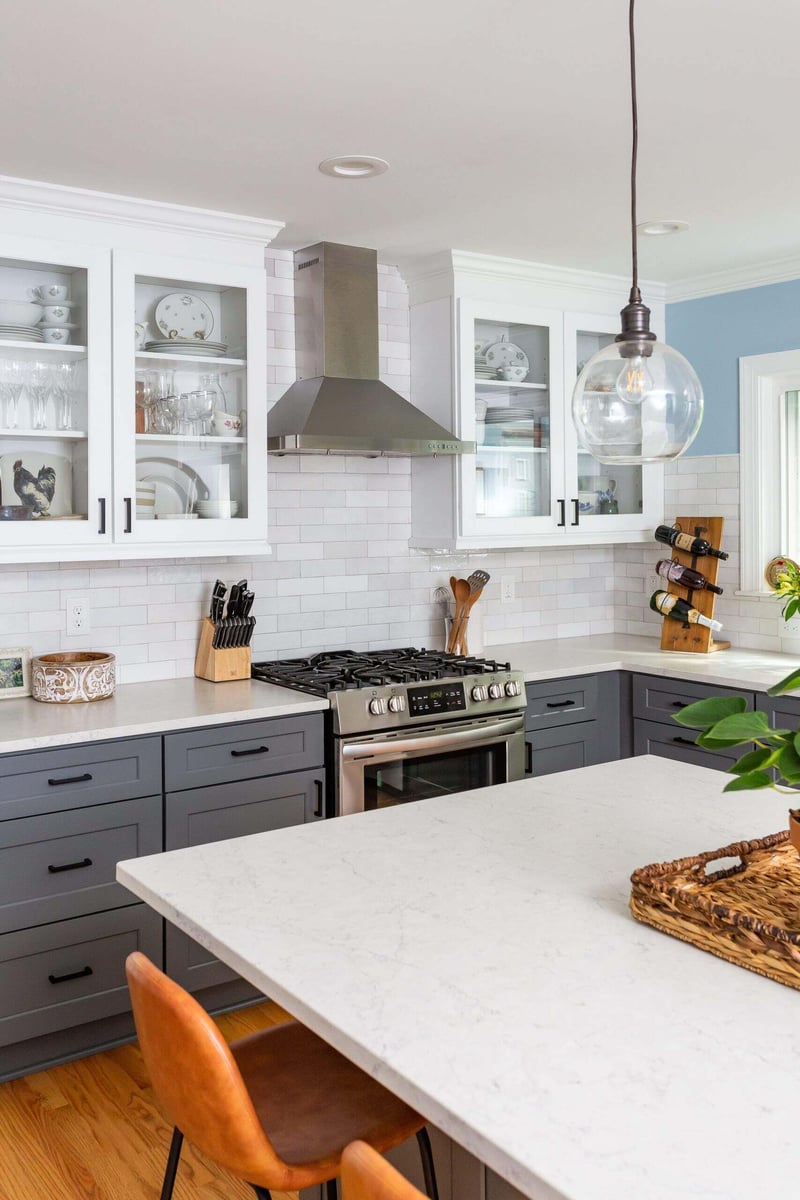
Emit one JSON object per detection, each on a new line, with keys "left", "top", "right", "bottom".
{"left": 492, "top": 630, "right": 800, "bottom": 692}
{"left": 118, "top": 757, "right": 798, "bottom": 1200}
{"left": 0, "top": 677, "right": 327, "bottom": 756}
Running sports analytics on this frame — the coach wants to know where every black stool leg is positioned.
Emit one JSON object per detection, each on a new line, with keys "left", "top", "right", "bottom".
{"left": 160, "top": 1127, "right": 184, "bottom": 1200}
{"left": 416, "top": 1127, "right": 439, "bottom": 1200}
{"left": 250, "top": 1189, "right": 272, "bottom": 1199}
{"left": 326, "top": 1177, "right": 339, "bottom": 1200}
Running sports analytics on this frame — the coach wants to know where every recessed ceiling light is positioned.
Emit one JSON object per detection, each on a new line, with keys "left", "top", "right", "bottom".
{"left": 637, "top": 219, "right": 689, "bottom": 236}
{"left": 318, "top": 155, "right": 389, "bottom": 179}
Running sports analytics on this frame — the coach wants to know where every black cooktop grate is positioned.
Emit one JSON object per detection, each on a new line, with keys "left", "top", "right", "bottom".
{"left": 251, "top": 648, "right": 513, "bottom": 697}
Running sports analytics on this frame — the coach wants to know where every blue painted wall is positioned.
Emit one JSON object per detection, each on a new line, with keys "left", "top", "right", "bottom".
{"left": 666, "top": 277, "right": 800, "bottom": 456}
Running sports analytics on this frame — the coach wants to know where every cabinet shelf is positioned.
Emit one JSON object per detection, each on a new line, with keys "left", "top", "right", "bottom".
{"left": 475, "top": 378, "right": 548, "bottom": 394}
{"left": 137, "top": 351, "right": 246, "bottom": 370}
{"left": 477, "top": 444, "right": 549, "bottom": 454}
{"left": 0, "top": 341, "right": 87, "bottom": 359}
{"left": 0, "top": 428, "right": 87, "bottom": 439}
{"left": 136, "top": 433, "right": 246, "bottom": 446}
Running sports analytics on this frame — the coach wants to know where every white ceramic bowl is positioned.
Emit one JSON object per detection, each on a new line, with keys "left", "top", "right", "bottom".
{"left": 0, "top": 299, "right": 42, "bottom": 326}
{"left": 197, "top": 500, "right": 239, "bottom": 519}
{"left": 41, "top": 326, "right": 71, "bottom": 344}
{"left": 39, "top": 305, "right": 74, "bottom": 326}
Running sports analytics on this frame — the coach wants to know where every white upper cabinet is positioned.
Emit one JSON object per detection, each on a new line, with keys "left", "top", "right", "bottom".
{"left": 407, "top": 252, "right": 665, "bottom": 549}
{"left": 0, "top": 176, "right": 281, "bottom": 563}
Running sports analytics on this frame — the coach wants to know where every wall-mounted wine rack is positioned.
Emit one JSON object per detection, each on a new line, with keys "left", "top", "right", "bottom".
{"left": 659, "top": 516, "right": 731, "bottom": 654}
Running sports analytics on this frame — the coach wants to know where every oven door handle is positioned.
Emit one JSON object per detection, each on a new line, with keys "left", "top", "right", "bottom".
{"left": 342, "top": 715, "right": 525, "bottom": 761}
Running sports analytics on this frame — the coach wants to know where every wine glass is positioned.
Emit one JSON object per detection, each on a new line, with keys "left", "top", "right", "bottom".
{"left": 27, "top": 363, "right": 51, "bottom": 430}
{"left": 51, "top": 362, "right": 75, "bottom": 431}
{"left": 0, "top": 360, "right": 25, "bottom": 429}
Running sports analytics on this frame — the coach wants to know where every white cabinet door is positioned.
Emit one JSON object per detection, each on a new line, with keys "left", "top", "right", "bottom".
{"left": 459, "top": 298, "right": 566, "bottom": 540}
{"left": 0, "top": 236, "right": 113, "bottom": 562}
{"left": 112, "top": 250, "right": 268, "bottom": 555}
{"left": 562, "top": 311, "right": 662, "bottom": 537}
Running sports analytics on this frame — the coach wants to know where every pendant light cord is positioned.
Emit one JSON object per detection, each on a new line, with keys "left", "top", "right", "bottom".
{"left": 628, "top": 0, "right": 640, "bottom": 302}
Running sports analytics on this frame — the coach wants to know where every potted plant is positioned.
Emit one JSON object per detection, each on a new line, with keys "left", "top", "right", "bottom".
{"left": 674, "top": 664, "right": 800, "bottom": 850}
{"left": 772, "top": 558, "right": 800, "bottom": 653}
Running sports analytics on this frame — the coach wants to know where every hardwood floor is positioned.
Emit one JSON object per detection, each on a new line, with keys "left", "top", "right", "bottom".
{"left": 0, "top": 1000, "right": 298, "bottom": 1200}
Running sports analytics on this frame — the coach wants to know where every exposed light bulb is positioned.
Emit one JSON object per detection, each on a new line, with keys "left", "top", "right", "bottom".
{"left": 615, "top": 355, "right": 653, "bottom": 404}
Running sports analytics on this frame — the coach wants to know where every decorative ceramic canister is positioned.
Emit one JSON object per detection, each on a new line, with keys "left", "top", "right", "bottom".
{"left": 31, "top": 651, "right": 116, "bottom": 703}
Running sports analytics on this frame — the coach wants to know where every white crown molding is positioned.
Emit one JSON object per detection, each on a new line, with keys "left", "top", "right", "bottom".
{"left": 399, "top": 249, "right": 667, "bottom": 304}
{"left": 0, "top": 174, "right": 284, "bottom": 246}
{"left": 666, "top": 254, "right": 800, "bottom": 304}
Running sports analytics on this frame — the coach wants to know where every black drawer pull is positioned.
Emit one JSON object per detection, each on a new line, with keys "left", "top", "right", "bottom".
{"left": 47, "top": 773, "right": 93, "bottom": 787}
{"left": 48, "top": 857, "right": 93, "bottom": 875}
{"left": 525, "top": 740, "right": 533, "bottom": 776}
{"left": 49, "top": 965, "right": 93, "bottom": 985}
{"left": 671, "top": 700, "right": 689, "bottom": 708}
{"left": 546, "top": 700, "right": 576, "bottom": 709}
{"left": 230, "top": 745, "right": 270, "bottom": 758}
{"left": 313, "top": 778, "right": 324, "bottom": 818}
{"left": 672, "top": 736, "right": 696, "bottom": 746}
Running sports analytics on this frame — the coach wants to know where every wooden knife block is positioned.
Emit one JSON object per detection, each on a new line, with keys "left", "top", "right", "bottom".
{"left": 194, "top": 617, "right": 251, "bottom": 682}
{"left": 659, "top": 516, "right": 731, "bottom": 654}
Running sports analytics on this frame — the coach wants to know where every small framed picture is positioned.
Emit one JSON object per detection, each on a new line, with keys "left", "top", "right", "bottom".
{"left": 0, "top": 647, "right": 32, "bottom": 700}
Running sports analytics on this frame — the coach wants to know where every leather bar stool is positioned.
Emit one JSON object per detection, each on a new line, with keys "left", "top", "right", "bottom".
{"left": 342, "top": 1140, "right": 427, "bottom": 1200}
{"left": 126, "top": 953, "right": 439, "bottom": 1200}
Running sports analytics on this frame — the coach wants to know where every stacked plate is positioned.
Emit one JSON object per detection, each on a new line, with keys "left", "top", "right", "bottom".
{"left": 475, "top": 342, "right": 497, "bottom": 380}
{"left": 0, "top": 324, "right": 43, "bottom": 342}
{"left": 197, "top": 499, "right": 239, "bottom": 519}
{"left": 145, "top": 339, "right": 228, "bottom": 358}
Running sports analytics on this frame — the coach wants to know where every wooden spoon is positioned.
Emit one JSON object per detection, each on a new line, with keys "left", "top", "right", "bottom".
{"left": 452, "top": 570, "right": 490, "bottom": 654}
{"left": 448, "top": 577, "right": 471, "bottom": 653}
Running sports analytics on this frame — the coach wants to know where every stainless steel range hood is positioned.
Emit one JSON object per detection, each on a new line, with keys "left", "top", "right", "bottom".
{"left": 267, "top": 242, "right": 473, "bottom": 456}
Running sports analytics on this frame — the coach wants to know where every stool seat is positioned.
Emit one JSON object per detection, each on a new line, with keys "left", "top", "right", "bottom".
{"left": 233, "top": 1022, "right": 423, "bottom": 1169}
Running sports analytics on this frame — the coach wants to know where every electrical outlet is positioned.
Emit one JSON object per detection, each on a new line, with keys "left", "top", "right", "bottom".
{"left": 66, "top": 596, "right": 90, "bottom": 637}
{"left": 647, "top": 573, "right": 662, "bottom": 593}
{"left": 500, "top": 575, "right": 516, "bottom": 603}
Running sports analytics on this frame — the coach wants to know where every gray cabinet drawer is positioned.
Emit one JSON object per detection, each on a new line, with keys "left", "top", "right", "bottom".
{"left": 632, "top": 674, "right": 755, "bottom": 725}
{"left": 164, "top": 715, "right": 324, "bottom": 791}
{"left": 757, "top": 694, "right": 800, "bottom": 725}
{"left": 525, "top": 722, "right": 605, "bottom": 778}
{"left": 0, "top": 796, "right": 161, "bottom": 935}
{"left": 0, "top": 904, "right": 161, "bottom": 1048}
{"left": 165, "top": 769, "right": 325, "bottom": 993}
{"left": 633, "top": 718, "right": 737, "bottom": 770}
{"left": 525, "top": 675, "right": 600, "bottom": 730}
{"left": 0, "top": 737, "right": 161, "bottom": 822}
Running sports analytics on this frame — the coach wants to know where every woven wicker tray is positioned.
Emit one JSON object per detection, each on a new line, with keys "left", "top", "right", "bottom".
{"left": 630, "top": 830, "right": 800, "bottom": 989}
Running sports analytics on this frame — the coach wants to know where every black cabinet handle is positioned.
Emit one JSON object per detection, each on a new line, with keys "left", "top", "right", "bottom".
{"left": 672, "top": 736, "right": 697, "bottom": 746}
{"left": 546, "top": 699, "right": 576, "bottom": 709}
{"left": 525, "top": 740, "right": 533, "bottom": 776}
{"left": 48, "top": 857, "right": 93, "bottom": 874}
{"left": 98, "top": 496, "right": 106, "bottom": 536}
{"left": 557, "top": 498, "right": 566, "bottom": 527}
{"left": 230, "top": 745, "right": 270, "bottom": 758}
{"left": 49, "top": 965, "right": 93, "bottom": 985}
{"left": 123, "top": 496, "right": 132, "bottom": 533}
{"left": 571, "top": 498, "right": 580, "bottom": 526}
{"left": 47, "top": 773, "right": 92, "bottom": 787}
{"left": 671, "top": 700, "right": 689, "bottom": 709}
{"left": 313, "top": 779, "right": 324, "bottom": 818}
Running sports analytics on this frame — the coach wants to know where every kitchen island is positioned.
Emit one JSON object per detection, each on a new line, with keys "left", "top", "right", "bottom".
{"left": 118, "top": 756, "right": 797, "bottom": 1200}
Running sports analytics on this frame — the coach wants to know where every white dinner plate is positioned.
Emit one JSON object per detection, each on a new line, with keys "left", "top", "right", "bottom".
{"left": 154, "top": 292, "right": 214, "bottom": 341}
{"left": 484, "top": 340, "right": 530, "bottom": 382}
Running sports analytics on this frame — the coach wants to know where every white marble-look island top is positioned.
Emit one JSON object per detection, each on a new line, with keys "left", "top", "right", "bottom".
{"left": 118, "top": 756, "right": 798, "bottom": 1200}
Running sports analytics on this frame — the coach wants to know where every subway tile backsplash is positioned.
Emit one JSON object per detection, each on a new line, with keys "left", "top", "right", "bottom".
{"left": 0, "top": 253, "right": 751, "bottom": 683}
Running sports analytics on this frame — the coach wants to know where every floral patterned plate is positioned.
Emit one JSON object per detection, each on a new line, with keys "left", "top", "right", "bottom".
{"left": 154, "top": 292, "right": 214, "bottom": 341}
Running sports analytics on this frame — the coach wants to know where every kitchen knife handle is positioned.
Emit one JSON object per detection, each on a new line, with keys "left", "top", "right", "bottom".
{"left": 98, "top": 496, "right": 106, "bottom": 536}
{"left": 123, "top": 496, "right": 132, "bottom": 534}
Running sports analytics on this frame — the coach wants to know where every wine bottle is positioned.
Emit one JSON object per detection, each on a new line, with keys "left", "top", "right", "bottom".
{"left": 655, "top": 559, "right": 723, "bottom": 595}
{"left": 654, "top": 524, "right": 729, "bottom": 560}
{"left": 649, "top": 590, "right": 723, "bottom": 631}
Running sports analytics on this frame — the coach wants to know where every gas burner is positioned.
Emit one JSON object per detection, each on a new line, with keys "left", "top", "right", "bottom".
{"left": 251, "top": 648, "right": 514, "bottom": 697}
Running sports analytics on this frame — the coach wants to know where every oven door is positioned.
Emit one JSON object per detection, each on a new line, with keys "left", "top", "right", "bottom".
{"left": 336, "top": 713, "right": 525, "bottom": 816}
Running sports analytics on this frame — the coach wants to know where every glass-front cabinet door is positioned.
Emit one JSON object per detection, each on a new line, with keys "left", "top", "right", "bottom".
{"left": 0, "top": 237, "right": 112, "bottom": 559}
{"left": 112, "top": 251, "right": 267, "bottom": 550}
{"left": 563, "top": 311, "right": 659, "bottom": 534}
{"left": 459, "top": 299, "right": 565, "bottom": 539}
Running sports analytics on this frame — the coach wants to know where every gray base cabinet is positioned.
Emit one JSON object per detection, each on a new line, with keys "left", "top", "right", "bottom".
{"left": 525, "top": 673, "right": 622, "bottom": 777}
{"left": 632, "top": 674, "right": 756, "bottom": 771}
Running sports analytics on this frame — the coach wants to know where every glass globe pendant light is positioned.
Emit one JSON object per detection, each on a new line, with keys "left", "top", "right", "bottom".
{"left": 571, "top": 0, "right": 703, "bottom": 465}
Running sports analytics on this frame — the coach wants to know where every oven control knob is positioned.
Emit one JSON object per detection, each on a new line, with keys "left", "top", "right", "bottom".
{"left": 369, "top": 698, "right": 387, "bottom": 716}
{"left": 388, "top": 695, "right": 406, "bottom": 713}
{"left": 505, "top": 680, "right": 521, "bottom": 697}
{"left": 488, "top": 683, "right": 503, "bottom": 700}
{"left": 471, "top": 685, "right": 488, "bottom": 702}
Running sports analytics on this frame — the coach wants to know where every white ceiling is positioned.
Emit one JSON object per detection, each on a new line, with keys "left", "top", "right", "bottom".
{"left": 3, "top": 0, "right": 798, "bottom": 283}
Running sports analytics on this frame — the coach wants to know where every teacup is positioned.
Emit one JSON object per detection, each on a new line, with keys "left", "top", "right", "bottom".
{"left": 42, "top": 326, "right": 71, "bottom": 344}
{"left": 211, "top": 410, "right": 241, "bottom": 436}
{"left": 30, "top": 284, "right": 69, "bottom": 303}
{"left": 39, "top": 305, "right": 73, "bottom": 325}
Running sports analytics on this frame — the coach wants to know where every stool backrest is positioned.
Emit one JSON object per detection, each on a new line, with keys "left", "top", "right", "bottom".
{"left": 126, "top": 952, "right": 284, "bottom": 1185}
{"left": 342, "top": 1141, "right": 427, "bottom": 1200}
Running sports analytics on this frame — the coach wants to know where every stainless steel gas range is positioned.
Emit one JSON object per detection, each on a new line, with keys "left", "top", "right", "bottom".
{"left": 251, "top": 648, "right": 526, "bottom": 816}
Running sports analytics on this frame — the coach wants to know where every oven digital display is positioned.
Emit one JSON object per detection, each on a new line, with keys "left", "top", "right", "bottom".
{"left": 407, "top": 682, "right": 467, "bottom": 717}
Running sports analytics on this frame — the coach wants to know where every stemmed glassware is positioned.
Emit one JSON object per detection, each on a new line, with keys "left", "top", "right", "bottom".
{"left": 0, "top": 360, "right": 25, "bottom": 429}
{"left": 27, "top": 364, "right": 51, "bottom": 430}
{"left": 51, "top": 362, "right": 75, "bottom": 431}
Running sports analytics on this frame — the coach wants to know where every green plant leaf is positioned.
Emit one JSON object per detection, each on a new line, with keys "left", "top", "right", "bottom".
{"left": 786, "top": 598, "right": 800, "bottom": 621}
{"left": 794, "top": 731, "right": 800, "bottom": 757}
{"left": 704, "top": 711, "right": 773, "bottom": 742}
{"left": 671, "top": 695, "right": 747, "bottom": 730}
{"left": 728, "top": 748, "right": 772, "bottom": 775}
{"left": 697, "top": 730, "right": 756, "bottom": 750}
{"left": 778, "top": 742, "right": 800, "bottom": 783}
{"left": 722, "top": 770, "right": 774, "bottom": 792}
{"left": 767, "top": 666, "right": 800, "bottom": 697}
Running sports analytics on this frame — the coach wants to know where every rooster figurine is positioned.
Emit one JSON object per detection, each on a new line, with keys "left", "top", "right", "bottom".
{"left": 13, "top": 460, "right": 56, "bottom": 517}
